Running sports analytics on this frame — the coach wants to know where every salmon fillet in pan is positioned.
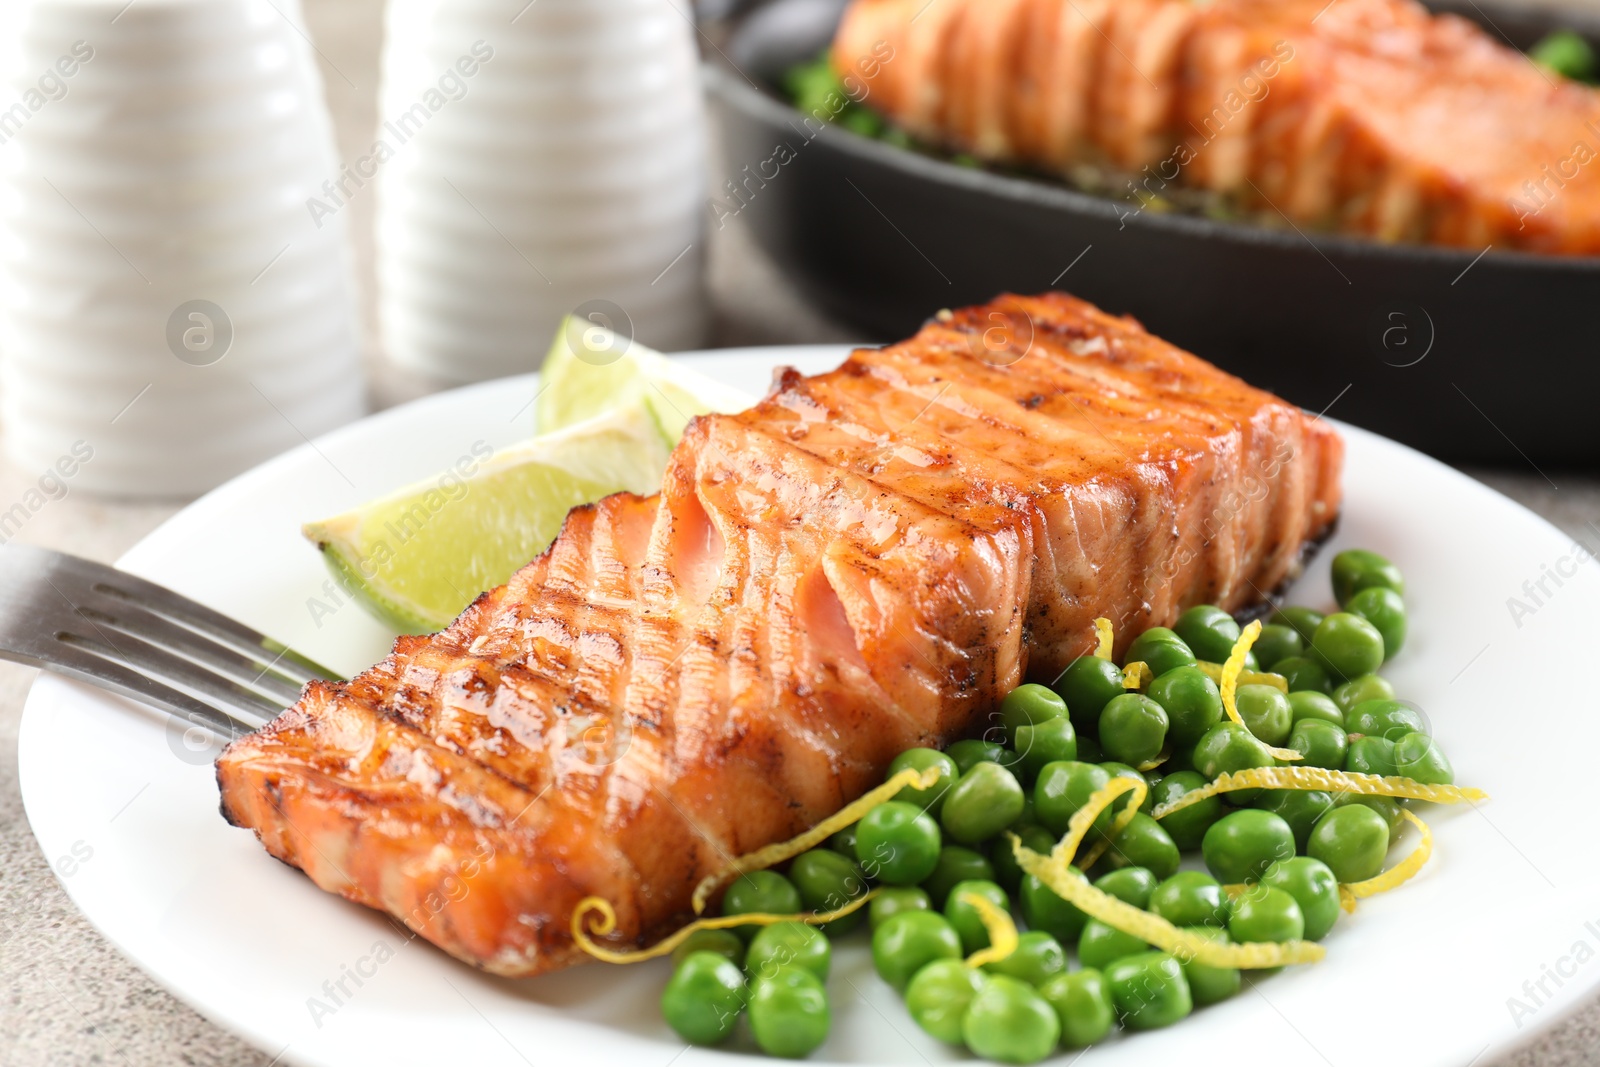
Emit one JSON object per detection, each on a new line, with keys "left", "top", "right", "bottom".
{"left": 217, "top": 292, "right": 1342, "bottom": 976}
{"left": 834, "top": 0, "right": 1600, "bottom": 254}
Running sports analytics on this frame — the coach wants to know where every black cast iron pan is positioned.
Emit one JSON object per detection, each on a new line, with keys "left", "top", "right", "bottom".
{"left": 702, "top": 0, "right": 1600, "bottom": 464}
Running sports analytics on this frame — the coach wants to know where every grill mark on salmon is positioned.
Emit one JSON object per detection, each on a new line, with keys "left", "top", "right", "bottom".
{"left": 834, "top": 0, "right": 1600, "bottom": 254}
{"left": 217, "top": 292, "right": 1342, "bottom": 976}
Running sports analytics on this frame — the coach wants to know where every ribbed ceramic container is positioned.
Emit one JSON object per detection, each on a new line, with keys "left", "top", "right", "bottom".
{"left": 377, "top": 0, "right": 708, "bottom": 384}
{"left": 0, "top": 0, "right": 364, "bottom": 497}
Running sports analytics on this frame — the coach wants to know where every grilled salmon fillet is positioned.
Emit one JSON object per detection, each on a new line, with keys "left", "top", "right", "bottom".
{"left": 217, "top": 292, "right": 1342, "bottom": 976}
{"left": 833, "top": 0, "right": 1600, "bottom": 254}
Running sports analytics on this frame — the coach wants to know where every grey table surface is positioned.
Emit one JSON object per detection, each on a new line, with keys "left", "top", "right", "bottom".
{"left": 3, "top": 1, "right": 1600, "bottom": 1063}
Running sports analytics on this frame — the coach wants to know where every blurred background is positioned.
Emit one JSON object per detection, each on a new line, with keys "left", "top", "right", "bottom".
{"left": 2, "top": 0, "right": 1599, "bottom": 1063}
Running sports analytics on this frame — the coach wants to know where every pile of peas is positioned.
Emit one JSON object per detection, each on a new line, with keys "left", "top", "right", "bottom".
{"left": 659, "top": 549, "right": 1449, "bottom": 1060}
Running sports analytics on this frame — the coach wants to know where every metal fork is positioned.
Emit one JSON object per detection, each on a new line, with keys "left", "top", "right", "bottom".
{"left": 0, "top": 543, "right": 339, "bottom": 742}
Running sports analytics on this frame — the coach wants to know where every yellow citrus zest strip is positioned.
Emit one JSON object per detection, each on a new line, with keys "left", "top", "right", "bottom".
{"left": 1345, "top": 808, "right": 1433, "bottom": 899}
{"left": 1217, "top": 620, "right": 1300, "bottom": 761}
{"left": 961, "top": 892, "right": 1020, "bottom": 969}
{"left": 1050, "top": 777, "right": 1147, "bottom": 870}
{"left": 1150, "top": 766, "right": 1488, "bottom": 820}
{"left": 1338, "top": 884, "right": 1359, "bottom": 914}
{"left": 1012, "top": 837, "right": 1325, "bottom": 969}
{"left": 572, "top": 889, "right": 880, "bottom": 965}
{"left": 1122, "top": 661, "right": 1152, "bottom": 690}
{"left": 1094, "top": 617, "right": 1114, "bottom": 659}
{"left": 691, "top": 766, "right": 943, "bottom": 913}
{"left": 1246, "top": 671, "right": 1290, "bottom": 692}
{"left": 1196, "top": 662, "right": 1288, "bottom": 691}
{"left": 1135, "top": 745, "right": 1172, "bottom": 773}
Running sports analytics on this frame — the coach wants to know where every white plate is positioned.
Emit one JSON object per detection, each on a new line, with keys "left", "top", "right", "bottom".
{"left": 18, "top": 346, "right": 1600, "bottom": 1067}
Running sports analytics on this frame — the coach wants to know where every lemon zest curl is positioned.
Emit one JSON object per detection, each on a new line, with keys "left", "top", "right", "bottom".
{"left": 572, "top": 890, "right": 879, "bottom": 964}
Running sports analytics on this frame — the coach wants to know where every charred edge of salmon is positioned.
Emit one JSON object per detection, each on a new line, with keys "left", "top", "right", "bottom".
{"left": 1235, "top": 511, "right": 1339, "bottom": 624}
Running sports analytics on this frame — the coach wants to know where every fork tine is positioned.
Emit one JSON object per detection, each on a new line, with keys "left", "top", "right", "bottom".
{"left": 81, "top": 566, "right": 341, "bottom": 685}
{"left": 21, "top": 633, "right": 264, "bottom": 736}
{"left": 58, "top": 630, "right": 287, "bottom": 727}
{"left": 74, "top": 602, "right": 305, "bottom": 706}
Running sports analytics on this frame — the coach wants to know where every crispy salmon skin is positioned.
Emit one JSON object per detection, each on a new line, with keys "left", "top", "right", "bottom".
{"left": 217, "top": 292, "right": 1342, "bottom": 976}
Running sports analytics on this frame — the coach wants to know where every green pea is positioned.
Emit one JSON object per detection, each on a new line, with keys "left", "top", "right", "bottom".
{"left": 1147, "top": 666, "right": 1224, "bottom": 748}
{"left": 1275, "top": 656, "right": 1334, "bottom": 694}
{"left": 1308, "top": 804, "right": 1390, "bottom": 882}
{"left": 1347, "top": 698, "right": 1426, "bottom": 741}
{"left": 1056, "top": 655, "right": 1125, "bottom": 736}
{"left": 887, "top": 748, "right": 959, "bottom": 815}
{"left": 1228, "top": 884, "right": 1305, "bottom": 944}
{"left": 1202, "top": 809, "right": 1296, "bottom": 884}
{"left": 789, "top": 849, "right": 867, "bottom": 934}
{"left": 1337, "top": 792, "right": 1407, "bottom": 836}
{"left": 1257, "top": 786, "right": 1334, "bottom": 850}
{"left": 942, "top": 762, "right": 1026, "bottom": 845}
{"left": 999, "top": 683, "right": 1068, "bottom": 744}
{"left": 1105, "top": 952, "right": 1193, "bottom": 1030}
{"left": 1331, "top": 548, "right": 1404, "bottom": 606}
{"left": 1163, "top": 743, "right": 1199, "bottom": 774}
{"left": 1347, "top": 586, "right": 1406, "bottom": 660}
{"left": 1015, "top": 717, "right": 1078, "bottom": 780}
{"left": 1192, "top": 722, "right": 1276, "bottom": 804}
{"left": 1288, "top": 689, "right": 1345, "bottom": 727}
{"left": 963, "top": 974, "right": 1061, "bottom": 1065}
{"left": 869, "top": 886, "right": 931, "bottom": 929}
{"left": 1098, "top": 813, "right": 1180, "bottom": 880}
{"left": 672, "top": 928, "right": 746, "bottom": 970}
{"left": 1033, "top": 760, "right": 1113, "bottom": 837}
{"left": 747, "top": 921, "right": 831, "bottom": 982}
{"left": 1270, "top": 606, "right": 1326, "bottom": 645}
{"left": 983, "top": 930, "right": 1068, "bottom": 987}
{"left": 661, "top": 951, "right": 746, "bottom": 1045}
{"left": 871, "top": 910, "right": 962, "bottom": 991}
{"left": 1150, "top": 871, "right": 1229, "bottom": 928}
{"left": 1079, "top": 918, "right": 1150, "bottom": 970}
{"left": 945, "top": 879, "right": 1011, "bottom": 954}
{"left": 1286, "top": 719, "right": 1346, "bottom": 770}
{"left": 1021, "top": 870, "right": 1088, "bottom": 943}
{"left": 1011, "top": 794, "right": 1040, "bottom": 831}
{"left": 1098, "top": 693, "right": 1169, "bottom": 766}
{"left": 905, "top": 958, "right": 984, "bottom": 1044}
{"left": 857, "top": 801, "right": 942, "bottom": 886}
{"left": 748, "top": 966, "right": 830, "bottom": 1058}
{"left": 1261, "top": 857, "right": 1341, "bottom": 941}
{"left": 948, "top": 738, "right": 1010, "bottom": 776}
{"left": 1345, "top": 735, "right": 1398, "bottom": 777}
{"left": 1311, "top": 612, "right": 1385, "bottom": 680}
{"left": 1236, "top": 684, "right": 1293, "bottom": 746}
{"left": 1075, "top": 734, "right": 1104, "bottom": 763}
{"left": 1174, "top": 605, "right": 1248, "bottom": 664}
{"left": 1252, "top": 623, "right": 1304, "bottom": 671}
{"left": 722, "top": 870, "right": 803, "bottom": 942}
{"left": 1100, "top": 762, "right": 1156, "bottom": 814}
{"left": 1394, "top": 731, "right": 1454, "bottom": 785}
{"left": 1124, "top": 627, "right": 1197, "bottom": 678}
{"left": 1176, "top": 926, "right": 1241, "bottom": 1006}
{"left": 1039, "top": 968, "right": 1115, "bottom": 1048}
{"left": 1092, "top": 865, "right": 1158, "bottom": 908}
{"left": 1151, "top": 770, "right": 1228, "bottom": 850}
{"left": 829, "top": 824, "right": 859, "bottom": 859}
{"left": 922, "top": 846, "right": 995, "bottom": 909}
{"left": 993, "top": 825, "right": 1055, "bottom": 894}
{"left": 1333, "top": 673, "right": 1396, "bottom": 714}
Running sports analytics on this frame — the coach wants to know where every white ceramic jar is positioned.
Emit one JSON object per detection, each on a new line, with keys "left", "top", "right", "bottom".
{"left": 376, "top": 0, "right": 709, "bottom": 385}
{"left": 0, "top": 0, "right": 364, "bottom": 497}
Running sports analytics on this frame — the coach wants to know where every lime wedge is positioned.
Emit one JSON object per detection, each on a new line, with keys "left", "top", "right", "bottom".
{"left": 304, "top": 402, "right": 670, "bottom": 634}
{"left": 536, "top": 315, "right": 752, "bottom": 441}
